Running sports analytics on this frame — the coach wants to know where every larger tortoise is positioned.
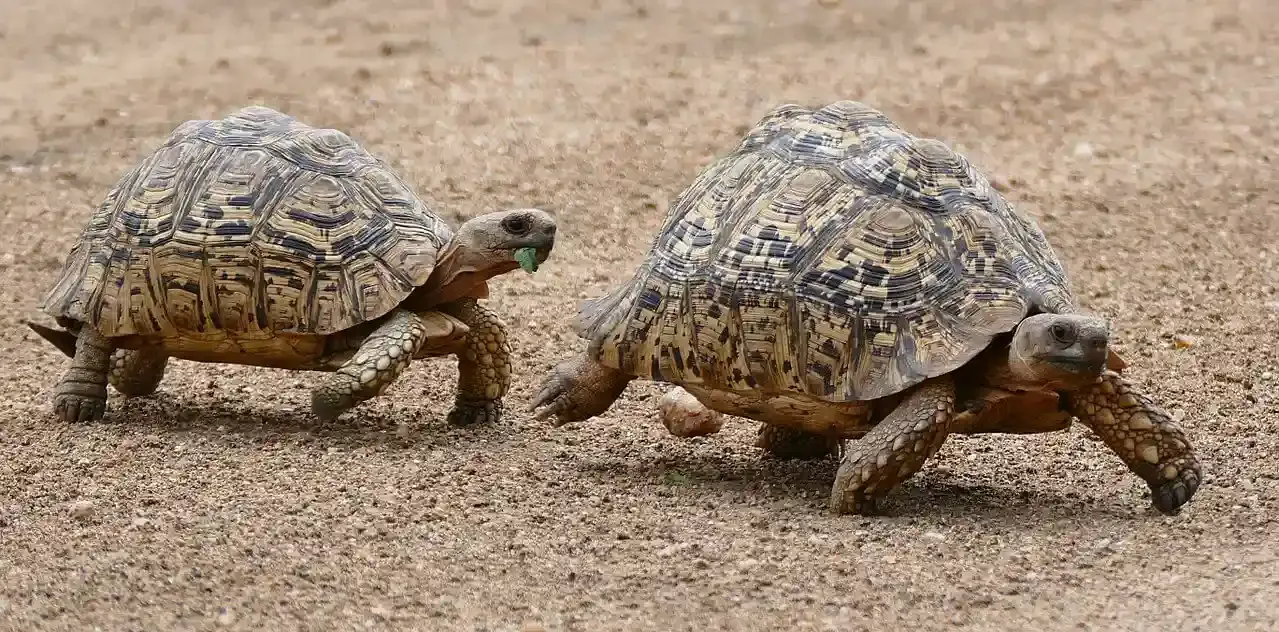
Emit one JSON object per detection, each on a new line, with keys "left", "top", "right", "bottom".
{"left": 29, "top": 106, "right": 557, "bottom": 425}
{"left": 530, "top": 100, "right": 1201, "bottom": 515}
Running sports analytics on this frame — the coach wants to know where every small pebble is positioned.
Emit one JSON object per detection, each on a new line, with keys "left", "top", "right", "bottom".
{"left": 658, "top": 542, "right": 691, "bottom": 557}
{"left": 1094, "top": 538, "right": 1120, "bottom": 552}
{"left": 69, "top": 500, "right": 95, "bottom": 522}
{"left": 1172, "top": 334, "right": 1196, "bottom": 349}
{"left": 216, "top": 609, "right": 235, "bottom": 626}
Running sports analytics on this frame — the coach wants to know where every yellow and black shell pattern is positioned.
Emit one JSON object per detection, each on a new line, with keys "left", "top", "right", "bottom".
{"left": 41, "top": 106, "right": 450, "bottom": 339}
{"left": 576, "top": 101, "right": 1076, "bottom": 402}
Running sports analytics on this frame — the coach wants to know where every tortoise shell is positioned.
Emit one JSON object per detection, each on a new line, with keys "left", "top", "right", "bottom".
{"left": 575, "top": 101, "right": 1076, "bottom": 402}
{"left": 41, "top": 106, "right": 451, "bottom": 340}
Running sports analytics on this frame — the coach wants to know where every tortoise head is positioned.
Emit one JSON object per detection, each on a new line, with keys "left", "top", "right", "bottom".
{"left": 1004, "top": 312, "right": 1110, "bottom": 390}
{"left": 416, "top": 208, "right": 557, "bottom": 305}
{"left": 450, "top": 208, "right": 557, "bottom": 275}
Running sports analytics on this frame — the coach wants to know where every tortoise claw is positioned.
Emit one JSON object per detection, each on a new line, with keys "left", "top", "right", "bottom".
{"left": 1150, "top": 462, "right": 1201, "bottom": 515}
{"left": 54, "top": 392, "right": 108, "bottom": 423}
{"left": 527, "top": 356, "right": 630, "bottom": 426}
{"left": 448, "top": 396, "right": 502, "bottom": 426}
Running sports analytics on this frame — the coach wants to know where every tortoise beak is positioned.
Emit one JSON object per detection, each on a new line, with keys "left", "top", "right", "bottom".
{"left": 530, "top": 226, "right": 556, "bottom": 252}
{"left": 524, "top": 233, "right": 556, "bottom": 262}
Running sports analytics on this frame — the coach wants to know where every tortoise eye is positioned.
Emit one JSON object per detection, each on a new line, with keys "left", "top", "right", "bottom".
{"left": 502, "top": 215, "right": 531, "bottom": 235}
{"left": 1049, "top": 321, "right": 1075, "bottom": 344}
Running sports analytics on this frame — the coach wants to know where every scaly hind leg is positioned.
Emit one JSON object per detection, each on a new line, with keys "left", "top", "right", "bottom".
{"left": 109, "top": 349, "right": 169, "bottom": 396}
{"left": 53, "top": 327, "right": 115, "bottom": 422}
{"left": 830, "top": 377, "right": 956, "bottom": 515}
{"left": 756, "top": 424, "right": 842, "bottom": 460}
{"left": 440, "top": 298, "right": 512, "bottom": 426}
{"left": 1065, "top": 370, "right": 1202, "bottom": 514}
{"left": 311, "top": 309, "right": 428, "bottom": 421}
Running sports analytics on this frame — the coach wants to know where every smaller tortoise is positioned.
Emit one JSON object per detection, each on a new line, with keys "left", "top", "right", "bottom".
{"left": 530, "top": 100, "right": 1201, "bottom": 515}
{"left": 29, "top": 105, "right": 556, "bottom": 425}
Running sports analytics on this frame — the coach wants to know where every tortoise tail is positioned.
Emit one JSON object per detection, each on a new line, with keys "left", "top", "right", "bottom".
{"left": 25, "top": 321, "right": 80, "bottom": 358}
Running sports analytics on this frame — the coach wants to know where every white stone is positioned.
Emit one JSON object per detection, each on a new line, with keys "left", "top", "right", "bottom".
{"left": 657, "top": 387, "right": 724, "bottom": 437}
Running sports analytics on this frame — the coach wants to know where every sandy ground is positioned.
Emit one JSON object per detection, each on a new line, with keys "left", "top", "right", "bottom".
{"left": 1, "top": 0, "right": 1277, "bottom": 630}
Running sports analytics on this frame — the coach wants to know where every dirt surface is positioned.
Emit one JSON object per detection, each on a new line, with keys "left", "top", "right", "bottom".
{"left": 1, "top": 0, "right": 1276, "bottom": 630}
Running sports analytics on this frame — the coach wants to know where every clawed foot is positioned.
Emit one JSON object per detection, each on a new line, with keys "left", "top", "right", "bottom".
{"left": 311, "top": 389, "right": 355, "bottom": 422}
{"left": 832, "top": 491, "right": 882, "bottom": 516}
{"left": 829, "top": 451, "right": 891, "bottom": 516}
{"left": 54, "top": 392, "right": 107, "bottom": 423}
{"left": 1149, "top": 458, "right": 1201, "bottom": 515}
{"left": 448, "top": 396, "right": 502, "bottom": 426}
{"left": 527, "top": 371, "right": 574, "bottom": 426}
{"left": 527, "top": 355, "right": 631, "bottom": 427}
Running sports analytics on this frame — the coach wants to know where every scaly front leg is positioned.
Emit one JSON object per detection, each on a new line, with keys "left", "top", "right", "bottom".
{"left": 830, "top": 377, "right": 956, "bottom": 515}
{"left": 528, "top": 354, "right": 633, "bottom": 426}
{"left": 1065, "top": 370, "right": 1202, "bottom": 514}
{"left": 311, "top": 308, "right": 428, "bottom": 421}
{"left": 440, "top": 298, "right": 511, "bottom": 426}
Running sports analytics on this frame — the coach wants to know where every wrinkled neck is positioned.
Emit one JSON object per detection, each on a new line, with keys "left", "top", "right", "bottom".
{"left": 968, "top": 339, "right": 1043, "bottom": 392}
{"left": 408, "top": 241, "right": 514, "bottom": 309}
{"left": 1006, "top": 336, "right": 1043, "bottom": 383}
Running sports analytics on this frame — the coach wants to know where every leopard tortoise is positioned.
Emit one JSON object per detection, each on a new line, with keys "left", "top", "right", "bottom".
{"left": 530, "top": 100, "right": 1201, "bottom": 515}
{"left": 29, "top": 105, "right": 556, "bottom": 425}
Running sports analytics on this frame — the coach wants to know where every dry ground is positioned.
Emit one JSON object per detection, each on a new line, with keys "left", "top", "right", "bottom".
{"left": 1, "top": 0, "right": 1277, "bottom": 630}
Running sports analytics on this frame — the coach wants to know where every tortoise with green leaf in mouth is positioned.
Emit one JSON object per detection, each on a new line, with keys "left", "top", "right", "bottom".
{"left": 28, "top": 105, "right": 556, "bottom": 425}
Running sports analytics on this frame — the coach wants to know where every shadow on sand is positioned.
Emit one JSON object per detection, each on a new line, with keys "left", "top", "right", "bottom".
{"left": 69, "top": 390, "right": 525, "bottom": 452}
{"left": 571, "top": 446, "right": 1150, "bottom": 525}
